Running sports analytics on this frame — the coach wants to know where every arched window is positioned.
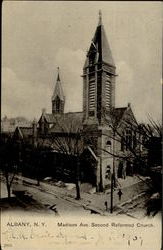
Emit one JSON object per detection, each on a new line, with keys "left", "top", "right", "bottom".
{"left": 105, "top": 165, "right": 111, "bottom": 179}
{"left": 106, "top": 140, "right": 111, "bottom": 146}
{"left": 55, "top": 96, "right": 60, "bottom": 113}
{"left": 125, "top": 129, "right": 132, "bottom": 150}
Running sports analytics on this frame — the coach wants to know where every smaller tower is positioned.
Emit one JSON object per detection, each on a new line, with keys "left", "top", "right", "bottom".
{"left": 52, "top": 67, "right": 65, "bottom": 114}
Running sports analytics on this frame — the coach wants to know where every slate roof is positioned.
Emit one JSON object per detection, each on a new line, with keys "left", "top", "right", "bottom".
{"left": 43, "top": 107, "right": 130, "bottom": 133}
{"left": 18, "top": 127, "right": 33, "bottom": 137}
{"left": 104, "top": 107, "right": 129, "bottom": 127}
{"left": 49, "top": 112, "right": 83, "bottom": 133}
{"left": 13, "top": 126, "right": 33, "bottom": 140}
{"left": 114, "top": 107, "right": 127, "bottom": 123}
{"left": 43, "top": 113, "right": 57, "bottom": 124}
{"left": 84, "top": 15, "right": 115, "bottom": 69}
{"left": 52, "top": 71, "right": 65, "bottom": 101}
{"left": 113, "top": 106, "right": 137, "bottom": 127}
{"left": 47, "top": 107, "right": 130, "bottom": 133}
{"left": 1, "top": 116, "right": 31, "bottom": 133}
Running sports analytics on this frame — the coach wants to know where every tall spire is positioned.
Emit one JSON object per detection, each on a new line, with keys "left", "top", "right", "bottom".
{"left": 84, "top": 11, "right": 115, "bottom": 68}
{"left": 52, "top": 67, "right": 64, "bottom": 101}
{"left": 98, "top": 10, "right": 102, "bottom": 26}
{"left": 57, "top": 67, "right": 60, "bottom": 81}
{"left": 52, "top": 67, "right": 65, "bottom": 114}
{"left": 82, "top": 12, "right": 116, "bottom": 125}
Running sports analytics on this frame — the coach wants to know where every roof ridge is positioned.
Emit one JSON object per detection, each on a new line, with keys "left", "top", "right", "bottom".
{"left": 115, "top": 107, "right": 127, "bottom": 109}
{"left": 65, "top": 111, "right": 83, "bottom": 114}
{"left": 19, "top": 126, "right": 32, "bottom": 129}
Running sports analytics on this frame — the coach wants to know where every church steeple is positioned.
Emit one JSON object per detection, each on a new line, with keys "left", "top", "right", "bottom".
{"left": 57, "top": 68, "right": 60, "bottom": 81}
{"left": 98, "top": 9, "right": 102, "bottom": 26}
{"left": 83, "top": 11, "right": 117, "bottom": 125}
{"left": 84, "top": 10, "right": 115, "bottom": 69}
{"left": 52, "top": 67, "right": 65, "bottom": 114}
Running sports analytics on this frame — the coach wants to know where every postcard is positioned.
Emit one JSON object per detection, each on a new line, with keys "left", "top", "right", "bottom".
{"left": 1, "top": 1, "right": 162, "bottom": 250}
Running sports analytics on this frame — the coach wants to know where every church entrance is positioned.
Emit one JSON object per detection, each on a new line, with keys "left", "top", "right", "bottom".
{"left": 117, "top": 162, "right": 123, "bottom": 178}
{"left": 80, "top": 148, "right": 97, "bottom": 186}
{"left": 126, "top": 161, "right": 133, "bottom": 176}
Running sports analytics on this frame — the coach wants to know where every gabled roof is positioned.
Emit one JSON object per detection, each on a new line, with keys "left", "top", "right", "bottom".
{"left": 113, "top": 105, "right": 137, "bottom": 127}
{"left": 104, "top": 107, "right": 127, "bottom": 127}
{"left": 52, "top": 70, "right": 65, "bottom": 101}
{"left": 49, "top": 112, "right": 83, "bottom": 133}
{"left": 13, "top": 126, "right": 33, "bottom": 139}
{"left": 114, "top": 107, "right": 127, "bottom": 123}
{"left": 1, "top": 116, "right": 31, "bottom": 133}
{"left": 43, "top": 113, "right": 57, "bottom": 124}
{"left": 20, "top": 127, "right": 33, "bottom": 137}
{"left": 105, "top": 105, "right": 136, "bottom": 127}
{"left": 84, "top": 13, "right": 115, "bottom": 69}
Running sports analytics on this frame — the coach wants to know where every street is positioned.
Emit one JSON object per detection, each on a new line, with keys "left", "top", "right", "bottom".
{"left": 1, "top": 174, "right": 152, "bottom": 219}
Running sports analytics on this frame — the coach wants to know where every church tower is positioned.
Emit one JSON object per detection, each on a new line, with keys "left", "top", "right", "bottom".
{"left": 82, "top": 11, "right": 117, "bottom": 191}
{"left": 83, "top": 11, "right": 116, "bottom": 126}
{"left": 52, "top": 67, "right": 65, "bottom": 114}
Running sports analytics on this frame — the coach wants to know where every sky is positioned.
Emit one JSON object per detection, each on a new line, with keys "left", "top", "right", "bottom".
{"left": 2, "top": 1, "right": 162, "bottom": 123}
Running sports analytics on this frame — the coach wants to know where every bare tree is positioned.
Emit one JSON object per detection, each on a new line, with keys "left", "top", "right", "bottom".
{"left": 39, "top": 114, "right": 84, "bottom": 200}
{"left": 86, "top": 109, "right": 162, "bottom": 212}
{"left": 0, "top": 135, "right": 19, "bottom": 200}
{"left": 101, "top": 109, "right": 162, "bottom": 175}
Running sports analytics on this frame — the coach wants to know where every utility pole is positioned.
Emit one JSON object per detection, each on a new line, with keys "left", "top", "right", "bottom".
{"left": 110, "top": 173, "right": 114, "bottom": 213}
{"left": 75, "top": 158, "right": 81, "bottom": 200}
{"left": 110, "top": 129, "right": 116, "bottom": 213}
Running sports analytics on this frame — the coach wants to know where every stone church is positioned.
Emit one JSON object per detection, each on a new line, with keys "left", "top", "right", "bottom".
{"left": 15, "top": 12, "right": 138, "bottom": 191}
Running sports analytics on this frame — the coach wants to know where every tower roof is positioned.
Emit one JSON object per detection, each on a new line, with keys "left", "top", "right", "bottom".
{"left": 84, "top": 11, "right": 115, "bottom": 68}
{"left": 52, "top": 68, "right": 65, "bottom": 101}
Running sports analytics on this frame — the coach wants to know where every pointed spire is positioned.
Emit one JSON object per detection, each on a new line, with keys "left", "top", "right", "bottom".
{"left": 57, "top": 67, "right": 60, "bottom": 81}
{"left": 83, "top": 11, "right": 115, "bottom": 68}
{"left": 52, "top": 68, "right": 65, "bottom": 101}
{"left": 98, "top": 10, "right": 102, "bottom": 26}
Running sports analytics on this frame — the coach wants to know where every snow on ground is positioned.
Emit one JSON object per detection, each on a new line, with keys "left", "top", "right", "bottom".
{"left": 1, "top": 182, "right": 15, "bottom": 198}
{"left": 0, "top": 174, "right": 156, "bottom": 219}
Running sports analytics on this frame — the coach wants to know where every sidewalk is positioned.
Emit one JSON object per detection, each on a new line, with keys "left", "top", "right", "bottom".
{"left": 16, "top": 175, "right": 151, "bottom": 215}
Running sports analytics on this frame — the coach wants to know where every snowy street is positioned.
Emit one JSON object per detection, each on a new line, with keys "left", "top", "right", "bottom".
{"left": 1, "top": 174, "right": 153, "bottom": 219}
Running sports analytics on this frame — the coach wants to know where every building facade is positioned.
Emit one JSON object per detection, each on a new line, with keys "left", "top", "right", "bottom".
{"left": 14, "top": 12, "right": 138, "bottom": 191}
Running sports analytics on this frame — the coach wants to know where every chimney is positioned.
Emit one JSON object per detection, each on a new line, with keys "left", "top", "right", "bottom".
{"left": 127, "top": 103, "right": 131, "bottom": 108}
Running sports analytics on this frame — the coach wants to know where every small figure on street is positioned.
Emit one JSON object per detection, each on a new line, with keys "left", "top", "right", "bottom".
{"left": 117, "top": 189, "right": 123, "bottom": 201}
{"left": 104, "top": 201, "right": 108, "bottom": 211}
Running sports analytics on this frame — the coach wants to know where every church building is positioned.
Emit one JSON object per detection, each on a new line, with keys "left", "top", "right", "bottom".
{"left": 15, "top": 12, "right": 138, "bottom": 191}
